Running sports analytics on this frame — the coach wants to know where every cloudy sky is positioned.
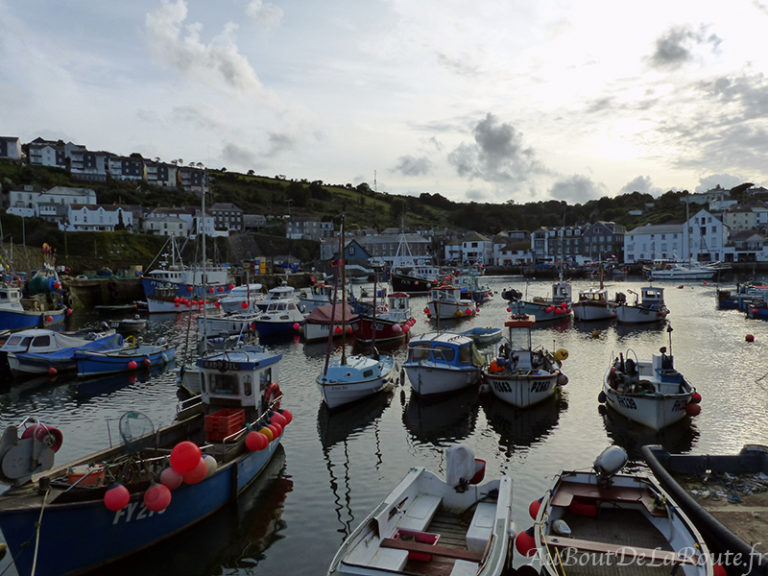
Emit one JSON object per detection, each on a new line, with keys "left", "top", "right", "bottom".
{"left": 3, "top": 1, "right": 768, "bottom": 204}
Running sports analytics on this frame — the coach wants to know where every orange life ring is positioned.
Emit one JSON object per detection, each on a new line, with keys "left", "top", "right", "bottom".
{"left": 9, "top": 275, "right": 21, "bottom": 288}
{"left": 263, "top": 382, "right": 282, "bottom": 410}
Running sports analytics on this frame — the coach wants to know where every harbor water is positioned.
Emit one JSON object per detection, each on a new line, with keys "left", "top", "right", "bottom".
{"left": 1, "top": 276, "right": 767, "bottom": 575}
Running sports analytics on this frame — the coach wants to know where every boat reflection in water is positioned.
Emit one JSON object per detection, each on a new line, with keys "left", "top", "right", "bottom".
{"left": 599, "top": 402, "right": 699, "bottom": 461}
{"left": 71, "top": 361, "right": 177, "bottom": 402}
{"left": 318, "top": 391, "right": 393, "bottom": 537}
{"left": 403, "top": 386, "right": 480, "bottom": 444}
{"left": 481, "top": 392, "right": 567, "bottom": 455}
{"left": 108, "top": 445, "right": 291, "bottom": 576}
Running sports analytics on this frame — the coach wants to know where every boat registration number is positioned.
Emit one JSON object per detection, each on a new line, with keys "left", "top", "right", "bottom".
{"left": 202, "top": 359, "right": 241, "bottom": 371}
{"left": 617, "top": 396, "right": 637, "bottom": 410}
{"left": 112, "top": 501, "right": 167, "bottom": 524}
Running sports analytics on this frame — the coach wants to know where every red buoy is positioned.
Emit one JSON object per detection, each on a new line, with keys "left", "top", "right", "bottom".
{"left": 144, "top": 483, "right": 172, "bottom": 512}
{"left": 515, "top": 527, "right": 537, "bottom": 557}
{"left": 104, "top": 483, "right": 130, "bottom": 511}
{"left": 528, "top": 497, "right": 542, "bottom": 519}
{"left": 685, "top": 403, "right": 702, "bottom": 416}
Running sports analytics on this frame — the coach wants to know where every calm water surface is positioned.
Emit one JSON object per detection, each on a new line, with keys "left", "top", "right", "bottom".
{"left": 1, "top": 275, "right": 768, "bottom": 575}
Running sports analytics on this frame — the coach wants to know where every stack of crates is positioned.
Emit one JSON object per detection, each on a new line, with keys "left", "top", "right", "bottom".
{"left": 204, "top": 408, "right": 246, "bottom": 442}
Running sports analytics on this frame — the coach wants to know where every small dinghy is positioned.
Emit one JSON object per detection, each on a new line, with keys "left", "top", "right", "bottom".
{"left": 327, "top": 445, "right": 514, "bottom": 576}
{"left": 515, "top": 445, "right": 722, "bottom": 576}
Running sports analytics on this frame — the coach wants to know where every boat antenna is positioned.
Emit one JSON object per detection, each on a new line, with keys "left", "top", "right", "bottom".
{"left": 323, "top": 215, "right": 344, "bottom": 375}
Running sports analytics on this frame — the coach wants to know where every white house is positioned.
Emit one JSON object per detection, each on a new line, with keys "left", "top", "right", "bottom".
{"left": 686, "top": 208, "right": 727, "bottom": 262}
{"left": 63, "top": 204, "right": 135, "bottom": 232}
{"left": 143, "top": 215, "right": 191, "bottom": 237}
{"left": 722, "top": 204, "right": 768, "bottom": 233}
{"left": 0, "top": 137, "right": 22, "bottom": 160}
{"left": 623, "top": 224, "right": 684, "bottom": 263}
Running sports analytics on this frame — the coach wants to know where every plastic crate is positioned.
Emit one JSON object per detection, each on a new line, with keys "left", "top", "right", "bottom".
{"left": 67, "top": 465, "right": 106, "bottom": 487}
{"left": 393, "top": 529, "right": 440, "bottom": 562}
{"left": 204, "top": 408, "right": 245, "bottom": 442}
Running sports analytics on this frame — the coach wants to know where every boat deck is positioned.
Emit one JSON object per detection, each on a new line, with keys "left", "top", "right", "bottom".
{"left": 397, "top": 507, "right": 476, "bottom": 576}
{"left": 548, "top": 508, "right": 675, "bottom": 575}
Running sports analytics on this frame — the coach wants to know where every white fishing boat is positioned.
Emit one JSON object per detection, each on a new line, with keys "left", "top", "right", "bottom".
{"left": 403, "top": 332, "right": 484, "bottom": 397}
{"left": 303, "top": 303, "right": 359, "bottom": 343}
{"left": 599, "top": 324, "right": 702, "bottom": 430}
{"left": 645, "top": 258, "right": 726, "bottom": 281}
{"left": 196, "top": 310, "right": 261, "bottom": 338}
{"left": 482, "top": 314, "right": 568, "bottom": 408}
{"left": 327, "top": 444, "right": 514, "bottom": 576}
{"left": 317, "top": 216, "right": 397, "bottom": 409}
{"left": 614, "top": 286, "right": 669, "bottom": 324}
{"left": 426, "top": 285, "right": 477, "bottom": 320}
{"left": 297, "top": 282, "right": 334, "bottom": 314}
{"left": 389, "top": 231, "right": 442, "bottom": 295}
{"left": 515, "top": 445, "right": 717, "bottom": 576}
{"left": 218, "top": 283, "right": 266, "bottom": 313}
{"left": 572, "top": 287, "right": 619, "bottom": 321}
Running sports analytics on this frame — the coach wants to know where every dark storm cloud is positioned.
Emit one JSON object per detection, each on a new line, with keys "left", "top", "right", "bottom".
{"left": 448, "top": 113, "right": 542, "bottom": 183}
{"left": 650, "top": 25, "right": 722, "bottom": 68}
{"left": 393, "top": 155, "right": 432, "bottom": 176}
{"left": 548, "top": 175, "right": 604, "bottom": 203}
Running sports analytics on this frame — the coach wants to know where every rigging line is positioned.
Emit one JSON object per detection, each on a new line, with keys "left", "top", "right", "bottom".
{"left": 29, "top": 485, "right": 51, "bottom": 576}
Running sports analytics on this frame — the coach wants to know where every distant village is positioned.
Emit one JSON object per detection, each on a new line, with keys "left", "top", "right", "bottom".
{"left": 2, "top": 135, "right": 768, "bottom": 270}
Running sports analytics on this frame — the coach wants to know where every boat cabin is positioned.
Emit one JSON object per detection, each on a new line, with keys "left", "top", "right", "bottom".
{"left": 576, "top": 287, "right": 607, "bottom": 305}
{"left": 406, "top": 332, "right": 478, "bottom": 367}
{"left": 638, "top": 286, "right": 665, "bottom": 306}
{"left": 0, "top": 287, "right": 23, "bottom": 311}
{"left": 197, "top": 349, "right": 282, "bottom": 411}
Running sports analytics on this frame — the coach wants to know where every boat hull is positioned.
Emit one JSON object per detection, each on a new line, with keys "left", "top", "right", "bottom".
{"left": 484, "top": 371, "right": 561, "bottom": 408}
{"left": 405, "top": 364, "right": 480, "bottom": 396}
{"left": 516, "top": 301, "right": 572, "bottom": 323}
{"left": 572, "top": 303, "right": 615, "bottom": 321}
{"left": 602, "top": 381, "right": 691, "bottom": 430}
{"left": 0, "top": 436, "right": 281, "bottom": 576}
{"left": 391, "top": 272, "right": 438, "bottom": 295}
{"left": 614, "top": 305, "right": 668, "bottom": 323}
{"left": 8, "top": 333, "right": 124, "bottom": 376}
{"left": 317, "top": 355, "right": 395, "bottom": 409}
{"left": 0, "top": 307, "right": 67, "bottom": 332}
{"left": 75, "top": 344, "right": 177, "bottom": 377}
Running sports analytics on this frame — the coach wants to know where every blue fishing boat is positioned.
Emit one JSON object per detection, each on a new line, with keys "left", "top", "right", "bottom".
{"left": 250, "top": 298, "right": 306, "bottom": 338}
{"left": 75, "top": 337, "right": 177, "bottom": 377}
{"left": 0, "top": 344, "right": 291, "bottom": 576}
{"left": 513, "top": 280, "right": 572, "bottom": 323}
{"left": 460, "top": 326, "right": 502, "bottom": 346}
{"left": 4, "top": 328, "right": 123, "bottom": 377}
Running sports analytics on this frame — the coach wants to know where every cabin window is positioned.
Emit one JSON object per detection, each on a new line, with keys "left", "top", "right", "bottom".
{"left": 211, "top": 373, "right": 239, "bottom": 395}
{"left": 200, "top": 373, "right": 207, "bottom": 393}
{"left": 243, "top": 376, "right": 252, "bottom": 397}
{"left": 260, "top": 368, "right": 272, "bottom": 392}
{"left": 409, "top": 345, "right": 432, "bottom": 362}
{"left": 433, "top": 345, "right": 456, "bottom": 362}
{"left": 458, "top": 345, "right": 472, "bottom": 363}
{"left": 363, "top": 369, "right": 373, "bottom": 377}
{"left": 32, "top": 335, "right": 51, "bottom": 347}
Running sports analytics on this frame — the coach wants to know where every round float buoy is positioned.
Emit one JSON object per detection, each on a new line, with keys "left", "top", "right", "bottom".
{"left": 259, "top": 427, "right": 274, "bottom": 441}
{"left": 335, "top": 326, "right": 343, "bottom": 334}
{"left": 170, "top": 441, "right": 202, "bottom": 474}
{"left": 528, "top": 498, "right": 543, "bottom": 519}
{"left": 598, "top": 390, "right": 607, "bottom": 403}
{"left": 245, "top": 431, "right": 269, "bottom": 451}
{"left": 144, "top": 483, "right": 172, "bottom": 512}
{"left": 746, "top": 334, "right": 755, "bottom": 342}
{"left": 160, "top": 467, "right": 183, "bottom": 490}
{"left": 241, "top": 301, "right": 249, "bottom": 309}
{"left": 292, "top": 323, "right": 300, "bottom": 331}
{"left": 691, "top": 391, "right": 702, "bottom": 404}
{"left": 203, "top": 454, "right": 218, "bottom": 477}
{"left": 515, "top": 527, "right": 537, "bottom": 557}
{"left": 104, "top": 483, "right": 131, "bottom": 511}
{"left": 143, "top": 358, "right": 151, "bottom": 367}
{"left": 685, "top": 403, "right": 702, "bottom": 416}
{"left": 127, "top": 360, "right": 138, "bottom": 370}
{"left": 592, "top": 330, "right": 600, "bottom": 339}
{"left": 48, "top": 367, "right": 57, "bottom": 377}
{"left": 279, "top": 409, "right": 293, "bottom": 425}
{"left": 182, "top": 457, "right": 207, "bottom": 485}
{"left": 270, "top": 412, "right": 287, "bottom": 428}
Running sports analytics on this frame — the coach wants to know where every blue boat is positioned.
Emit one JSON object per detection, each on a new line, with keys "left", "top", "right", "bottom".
{"left": 250, "top": 298, "right": 306, "bottom": 338}
{"left": 75, "top": 337, "right": 177, "bottom": 377}
{"left": 0, "top": 345, "right": 290, "bottom": 576}
{"left": 403, "top": 331, "right": 483, "bottom": 397}
{"left": 0, "top": 285, "right": 67, "bottom": 332}
{"left": 3, "top": 328, "right": 123, "bottom": 377}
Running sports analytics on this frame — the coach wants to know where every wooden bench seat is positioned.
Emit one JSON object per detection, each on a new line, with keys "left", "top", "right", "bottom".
{"left": 542, "top": 534, "right": 700, "bottom": 565}
{"left": 380, "top": 538, "right": 484, "bottom": 562}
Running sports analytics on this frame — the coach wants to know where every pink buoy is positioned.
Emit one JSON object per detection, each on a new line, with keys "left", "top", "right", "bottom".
{"left": 182, "top": 457, "right": 208, "bottom": 485}
{"left": 66, "top": 308, "right": 73, "bottom": 315}
{"left": 48, "top": 367, "right": 57, "bottom": 376}
{"left": 45, "top": 316, "right": 53, "bottom": 323}
{"left": 208, "top": 287, "right": 215, "bottom": 293}
{"left": 104, "top": 483, "right": 130, "bottom": 511}
{"left": 685, "top": 403, "right": 702, "bottom": 416}
{"left": 241, "top": 301, "right": 249, "bottom": 309}
{"left": 214, "top": 301, "right": 220, "bottom": 308}
{"left": 170, "top": 441, "right": 202, "bottom": 474}
{"left": 335, "top": 326, "right": 343, "bottom": 334}
{"left": 143, "top": 358, "right": 152, "bottom": 367}
{"left": 160, "top": 467, "right": 183, "bottom": 490}
{"left": 144, "top": 483, "right": 172, "bottom": 512}
{"left": 691, "top": 391, "right": 702, "bottom": 404}
{"left": 402, "top": 323, "right": 410, "bottom": 333}
{"left": 292, "top": 323, "right": 300, "bottom": 331}
{"left": 127, "top": 360, "right": 138, "bottom": 370}
{"left": 269, "top": 422, "right": 283, "bottom": 438}
{"left": 465, "top": 308, "right": 473, "bottom": 316}
{"left": 392, "top": 324, "right": 402, "bottom": 334}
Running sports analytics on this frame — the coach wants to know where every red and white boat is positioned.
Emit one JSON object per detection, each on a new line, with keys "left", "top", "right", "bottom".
{"left": 355, "top": 292, "right": 416, "bottom": 344}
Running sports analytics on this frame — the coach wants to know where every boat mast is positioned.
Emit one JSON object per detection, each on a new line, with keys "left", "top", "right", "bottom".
{"left": 340, "top": 215, "right": 347, "bottom": 366}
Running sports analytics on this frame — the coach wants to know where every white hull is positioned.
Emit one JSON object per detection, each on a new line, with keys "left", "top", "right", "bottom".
{"left": 484, "top": 371, "right": 560, "bottom": 408}
{"left": 603, "top": 386, "right": 690, "bottom": 430}
{"left": 427, "top": 301, "right": 475, "bottom": 319}
{"left": 317, "top": 355, "right": 396, "bottom": 409}
{"left": 615, "top": 305, "right": 668, "bottom": 323}
{"left": 405, "top": 364, "right": 480, "bottom": 396}
{"left": 197, "top": 313, "right": 259, "bottom": 336}
{"left": 303, "top": 322, "right": 353, "bottom": 343}
{"left": 572, "top": 303, "right": 615, "bottom": 321}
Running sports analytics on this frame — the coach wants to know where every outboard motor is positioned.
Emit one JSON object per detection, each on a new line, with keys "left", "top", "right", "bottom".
{"left": 593, "top": 445, "right": 627, "bottom": 486}
{"left": 446, "top": 445, "right": 486, "bottom": 492}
